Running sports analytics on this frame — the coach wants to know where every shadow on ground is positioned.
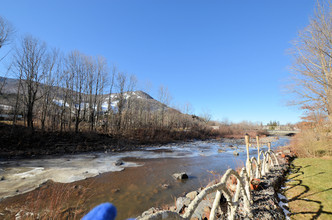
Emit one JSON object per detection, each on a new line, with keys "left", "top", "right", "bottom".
{"left": 284, "top": 164, "right": 332, "bottom": 219}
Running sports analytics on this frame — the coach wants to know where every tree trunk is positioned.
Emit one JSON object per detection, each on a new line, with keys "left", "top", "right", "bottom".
{"left": 27, "top": 104, "right": 34, "bottom": 129}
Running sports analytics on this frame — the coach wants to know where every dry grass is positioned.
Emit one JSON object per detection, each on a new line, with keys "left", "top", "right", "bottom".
{"left": 14, "top": 181, "right": 94, "bottom": 220}
{"left": 218, "top": 124, "right": 268, "bottom": 139}
{"left": 290, "top": 124, "right": 332, "bottom": 157}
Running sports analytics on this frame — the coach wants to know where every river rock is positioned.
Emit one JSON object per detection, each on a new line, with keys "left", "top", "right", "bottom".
{"left": 114, "top": 159, "right": 124, "bottom": 166}
{"left": 202, "top": 206, "right": 211, "bottom": 219}
{"left": 141, "top": 207, "right": 158, "bottom": 217}
{"left": 73, "top": 185, "right": 83, "bottom": 190}
{"left": 161, "top": 184, "right": 169, "bottom": 189}
{"left": 0, "top": 176, "right": 4, "bottom": 181}
{"left": 233, "top": 151, "right": 239, "bottom": 156}
{"left": 186, "top": 191, "right": 198, "bottom": 200}
{"left": 191, "top": 199, "right": 212, "bottom": 219}
{"left": 218, "top": 149, "right": 224, "bottom": 153}
{"left": 173, "top": 172, "right": 188, "bottom": 180}
{"left": 176, "top": 197, "right": 191, "bottom": 213}
{"left": 169, "top": 206, "right": 176, "bottom": 212}
{"left": 111, "top": 188, "right": 120, "bottom": 193}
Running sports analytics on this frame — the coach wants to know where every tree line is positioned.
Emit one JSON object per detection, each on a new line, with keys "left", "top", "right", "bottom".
{"left": 0, "top": 16, "right": 211, "bottom": 140}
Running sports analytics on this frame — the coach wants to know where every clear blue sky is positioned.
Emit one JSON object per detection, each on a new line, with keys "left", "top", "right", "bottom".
{"left": 0, "top": 0, "right": 316, "bottom": 124}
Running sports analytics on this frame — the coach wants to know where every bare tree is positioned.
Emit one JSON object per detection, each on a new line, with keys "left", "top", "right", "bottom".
{"left": 0, "top": 64, "right": 12, "bottom": 95}
{"left": 39, "top": 49, "right": 60, "bottom": 131}
{"left": 49, "top": 53, "right": 64, "bottom": 131}
{"left": 200, "top": 108, "right": 212, "bottom": 124}
{"left": 93, "top": 56, "right": 108, "bottom": 130}
{"left": 123, "top": 75, "right": 137, "bottom": 130}
{"left": 290, "top": 1, "right": 332, "bottom": 122}
{"left": 67, "top": 50, "right": 86, "bottom": 133}
{"left": 0, "top": 16, "right": 14, "bottom": 49}
{"left": 14, "top": 35, "right": 46, "bottom": 129}
{"left": 84, "top": 55, "right": 96, "bottom": 131}
{"left": 105, "top": 65, "right": 116, "bottom": 132}
{"left": 158, "top": 85, "right": 171, "bottom": 127}
{"left": 59, "top": 67, "right": 72, "bottom": 132}
{"left": 0, "top": 16, "right": 14, "bottom": 95}
{"left": 12, "top": 66, "right": 23, "bottom": 126}
{"left": 115, "top": 72, "right": 127, "bottom": 132}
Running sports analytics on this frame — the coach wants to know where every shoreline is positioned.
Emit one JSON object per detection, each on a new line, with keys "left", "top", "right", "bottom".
{"left": 0, "top": 121, "right": 285, "bottom": 160}
{"left": 0, "top": 133, "right": 280, "bottom": 162}
{"left": 0, "top": 122, "right": 215, "bottom": 160}
{"left": 0, "top": 136, "right": 284, "bottom": 203}
{"left": 0, "top": 138, "right": 290, "bottom": 219}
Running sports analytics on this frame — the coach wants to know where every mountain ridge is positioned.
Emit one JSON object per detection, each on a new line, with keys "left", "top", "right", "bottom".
{"left": 0, "top": 76, "right": 172, "bottom": 113}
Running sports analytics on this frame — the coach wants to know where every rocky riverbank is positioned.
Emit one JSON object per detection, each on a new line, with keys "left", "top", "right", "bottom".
{"left": 137, "top": 149, "right": 293, "bottom": 220}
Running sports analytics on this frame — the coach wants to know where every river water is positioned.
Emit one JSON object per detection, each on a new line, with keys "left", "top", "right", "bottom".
{"left": 0, "top": 137, "right": 289, "bottom": 219}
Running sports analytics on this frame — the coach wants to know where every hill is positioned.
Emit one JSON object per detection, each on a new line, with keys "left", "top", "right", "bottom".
{"left": 0, "top": 76, "right": 169, "bottom": 114}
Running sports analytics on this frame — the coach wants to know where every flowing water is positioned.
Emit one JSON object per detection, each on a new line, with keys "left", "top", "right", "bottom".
{"left": 0, "top": 137, "right": 289, "bottom": 219}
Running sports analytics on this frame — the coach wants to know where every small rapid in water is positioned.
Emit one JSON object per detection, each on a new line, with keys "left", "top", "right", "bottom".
{"left": 0, "top": 137, "right": 289, "bottom": 219}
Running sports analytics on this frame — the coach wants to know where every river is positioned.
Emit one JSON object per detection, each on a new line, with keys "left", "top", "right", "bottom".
{"left": 0, "top": 137, "right": 289, "bottom": 219}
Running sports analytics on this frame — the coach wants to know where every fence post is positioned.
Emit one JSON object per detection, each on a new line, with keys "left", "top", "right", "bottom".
{"left": 245, "top": 133, "right": 251, "bottom": 178}
{"left": 256, "top": 135, "right": 260, "bottom": 164}
{"left": 256, "top": 135, "right": 261, "bottom": 178}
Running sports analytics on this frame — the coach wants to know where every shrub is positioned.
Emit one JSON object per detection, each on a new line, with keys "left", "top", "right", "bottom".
{"left": 290, "top": 123, "right": 332, "bottom": 157}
